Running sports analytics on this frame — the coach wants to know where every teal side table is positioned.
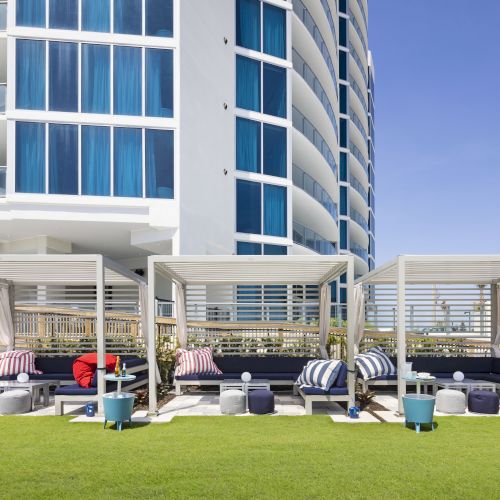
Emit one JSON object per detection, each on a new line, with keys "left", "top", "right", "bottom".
{"left": 103, "top": 374, "right": 137, "bottom": 431}
{"left": 402, "top": 394, "right": 436, "bottom": 433}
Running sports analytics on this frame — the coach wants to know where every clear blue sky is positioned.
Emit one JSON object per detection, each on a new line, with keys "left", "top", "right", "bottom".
{"left": 368, "top": 0, "right": 500, "bottom": 264}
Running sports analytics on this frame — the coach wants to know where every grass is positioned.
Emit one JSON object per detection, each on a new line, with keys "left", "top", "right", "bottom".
{"left": 0, "top": 416, "right": 499, "bottom": 499}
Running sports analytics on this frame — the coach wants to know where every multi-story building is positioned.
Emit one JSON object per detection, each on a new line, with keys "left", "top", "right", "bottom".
{"left": 0, "top": 0, "right": 374, "bottom": 308}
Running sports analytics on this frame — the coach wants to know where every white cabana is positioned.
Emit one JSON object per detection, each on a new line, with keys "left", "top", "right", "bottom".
{"left": 148, "top": 255, "right": 356, "bottom": 412}
{"left": 0, "top": 254, "right": 148, "bottom": 411}
{"left": 357, "top": 255, "right": 500, "bottom": 414}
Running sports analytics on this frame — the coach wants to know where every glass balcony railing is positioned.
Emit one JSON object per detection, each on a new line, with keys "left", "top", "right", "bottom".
{"left": 0, "top": 3, "right": 6, "bottom": 31}
{"left": 293, "top": 0, "right": 338, "bottom": 97}
{"left": 349, "top": 142, "right": 369, "bottom": 176}
{"left": 320, "top": 0, "right": 338, "bottom": 51}
{"left": 293, "top": 49, "right": 338, "bottom": 140}
{"left": 349, "top": 42, "right": 368, "bottom": 85}
{"left": 0, "top": 84, "right": 6, "bottom": 114}
{"left": 293, "top": 164, "right": 338, "bottom": 223}
{"left": 0, "top": 167, "right": 6, "bottom": 197}
{"left": 349, "top": 9, "right": 367, "bottom": 55}
{"left": 293, "top": 106, "right": 338, "bottom": 178}
{"left": 355, "top": 0, "right": 368, "bottom": 31}
{"left": 349, "top": 175, "right": 368, "bottom": 204}
{"left": 349, "top": 107, "right": 368, "bottom": 143}
{"left": 351, "top": 243, "right": 368, "bottom": 262}
{"left": 349, "top": 76, "right": 368, "bottom": 114}
{"left": 350, "top": 208, "right": 368, "bottom": 232}
{"left": 293, "top": 221, "right": 337, "bottom": 255}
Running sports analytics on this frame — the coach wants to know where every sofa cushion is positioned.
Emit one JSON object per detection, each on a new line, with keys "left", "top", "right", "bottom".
{"left": 397, "top": 357, "right": 493, "bottom": 374}
{"left": 356, "top": 348, "right": 396, "bottom": 380}
{"left": 55, "top": 384, "right": 97, "bottom": 396}
{"left": 73, "top": 353, "right": 117, "bottom": 388}
{"left": 297, "top": 360, "right": 344, "bottom": 390}
{"left": 35, "top": 356, "right": 75, "bottom": 374}
{"left": 492, "top": 358, "right": 500, "bottom": 374}
{"left": 477, "top": 373, "right": 500, "bottom": 384}
{"left": 335, "top": 362, "right": 348, "bottom": 387}
{"left": 29, "top": 373, "right": 75, "bottom": 381}
{"left": 213, "top": 356, "right": 315, "bottom": 375}
{"left": 301, "top": 386, "right": 348, "bottom": 396}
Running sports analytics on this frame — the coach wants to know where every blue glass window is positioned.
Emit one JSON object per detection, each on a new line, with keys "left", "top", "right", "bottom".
{"left": 146, "top": 129, "right": 174, "bottom": 199}
{"left": 82, "top": 0, "right": 110, "bottom": 32}
{"left": 340, "top": 152, "right": 347, "bottom": 182}
{"left": 263, "top": 3, "right": 286, "bottom": 59}
{"left": 339, "top": 17, "right": 347, "bottom": 46}
{"left": 340, "top": 220, "right": 347, "bottom": 249}
{"left": 146, "top": 49, "right": 173, "bottom": 118}
{"left": 81, "top": 126, "right": 110, "bottom": 196}
{"left": 264, "top": 184, "right": 286, "bottom": 237}
{"left": 15, "top": 122, "right": 45, "bottom": 193}
{"left": 263, "top": 124, "right": 286, "bottom": 177}
{"left": 236, "top": 0, "right": 260, "bottom": 51}
{"left": 340, "top": 287, "right": 347, "bottom": 304}
{"left": 237, "top": 241, "right": 261, "bottom": 255}
{"left": 340, "top": 118, "right": 347, "bottom": 147}
{"left": 340, "top": 186, "right": 347, "bottom": 215}
{"left": 114, "top": 128, "right": 142, "bottom": 197}
{"left": 340, "top": 84, "right": 347, "bottom": 114}
{"left": 264, "top": 244, "right": 287, "bottom": 255}
{"left": 49, "top": 124, "right": 78, "bottom": 195}
{"left": 17, "top": 0, "right": 45, "bottom": 27}
{"left": 114, "top": 46, "right": 142, "bottom": 116}
{"left": 339, "top": 50, "right": 347, "bottom": 80}
{"left": 236, "top": 179, "right": 261, "bottom": 234}
{"left": 236, "top": 55, "right": 260, "bottom": 112}
{"left": 82, "top": 44, "right": 110, "bottom": 114}
{"left": 114, "top": 0, "right": 141, "bottom": 35}
{"left": 146, "top": 0, "right": 173, "bottom": 37}
{"left": 49, "top": 0, "right": 78, "bottom": 29}
{"left": 16, "top": 39, "right": 45, "bottom": 110}
{"left": 236, "top": 118, "right": 260, "bottom": 173}
{"left": 339, "top": 0, "right": 347, "bottom": 14}
{"left": 263, "top": 63, "right": 286, "bottom": 118}
{"left": 49, "top": 41, "right": 78, "bottom": 112}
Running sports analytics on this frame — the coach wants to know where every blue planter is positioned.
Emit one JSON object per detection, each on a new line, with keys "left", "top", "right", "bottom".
{"left": 403, "top": 394, "right": 436, "bottom": 433}
{"left": 103, "top": 393, "right": 135, "bottom": 431}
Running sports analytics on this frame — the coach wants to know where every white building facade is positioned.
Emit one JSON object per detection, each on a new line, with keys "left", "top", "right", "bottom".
{"left": 0, "top": 0, "right": 374, "bottom": 308}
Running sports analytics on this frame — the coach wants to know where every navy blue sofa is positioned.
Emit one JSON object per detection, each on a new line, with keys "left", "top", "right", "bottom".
{"left": 174, "top": 356, "right": 316, "bottom": 395}
{"left": 357, "top": 356, "right": 500, "bottom": 390}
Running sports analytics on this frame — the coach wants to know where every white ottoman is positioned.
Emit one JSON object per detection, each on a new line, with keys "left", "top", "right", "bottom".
{"left": 436, "top": 389, "right": 466, "bottom": 414}
{"left": 0, "top": 389, "right": 32, "bottom": 415}
{"left": 220, "top": 389, "right": 246, "bottom": 414}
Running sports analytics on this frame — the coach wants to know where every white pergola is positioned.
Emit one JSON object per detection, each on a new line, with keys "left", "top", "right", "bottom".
{"left": 0, "top": 254, "right": 147, "bottom": 411}
{"left": 357, "top": 255, "right": 500, "bottom": 413}
{"left": 148, "top": 255, "right": 357, "bottom": 412}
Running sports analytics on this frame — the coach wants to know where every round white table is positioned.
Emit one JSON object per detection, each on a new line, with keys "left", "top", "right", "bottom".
{"left": 104, "top": 374, "right": 136, "bottom": 395}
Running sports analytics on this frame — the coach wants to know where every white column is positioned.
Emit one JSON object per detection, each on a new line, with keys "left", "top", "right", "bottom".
{"left": 346, "top": 256, "right": 355, "bottom": 408}
{"left": 397, "top": 256, "right": 406, "bottom": 414}
{"left": 96, "top": 256, "right": 106, "bottom": 414}
{"left": 147, "top": 258, "right": 157, "bottom": 413}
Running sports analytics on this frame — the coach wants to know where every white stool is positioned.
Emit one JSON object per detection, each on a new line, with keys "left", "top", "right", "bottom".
{"left": 220, "top": 389, "right": 246, "bottom": 414}
{"left": 0, "top": 389, "right": 32, "bottom": 414}
{"left": 436, "top": 389, "right": 466, "bottom": 414}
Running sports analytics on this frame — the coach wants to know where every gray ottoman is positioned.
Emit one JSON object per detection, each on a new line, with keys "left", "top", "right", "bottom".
{"left": 436, "top": 389, "right": 466, "bottom": 414}
{"left": 220, "top": 389, "right": 246, "bottom": 414}
{"left": 0, "top": 389, "right": 32, "bottom": 415}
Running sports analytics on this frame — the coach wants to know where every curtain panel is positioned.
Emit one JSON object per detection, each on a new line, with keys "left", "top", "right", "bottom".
{"left": 82, "top": 44, "right": 110, "bottom": 114}
{"left": 82, "top": 126, "right": 110, "bottom": 196}
{"left": 16, "top": 39, "right": 45, "bottom": 110}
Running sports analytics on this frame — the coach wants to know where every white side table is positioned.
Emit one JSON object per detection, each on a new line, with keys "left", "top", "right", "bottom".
{"left": 104, "top": 374, "right": 136, "bottom": 395}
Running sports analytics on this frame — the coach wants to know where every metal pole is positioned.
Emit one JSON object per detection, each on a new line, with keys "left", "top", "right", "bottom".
{"left": 96, "top": 256, "right": 105, "bottom": 414}
{"left": 397, "top": 256, "right": 406, "bottom": 415}
{"left": 147, "top": 257, "right": 158, "bottom": 414}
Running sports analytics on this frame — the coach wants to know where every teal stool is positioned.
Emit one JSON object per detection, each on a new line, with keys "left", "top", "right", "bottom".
{"left": 403, "top": 394, "right": 436, "bottom": 433}
{"left": 103, "top": 393, "right": 135, "bottom": 431}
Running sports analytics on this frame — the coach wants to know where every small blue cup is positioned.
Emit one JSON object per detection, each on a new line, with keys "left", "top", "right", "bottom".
{"left": 85, "top": 402, "right": 96, "bottom": 417}
{"left": 348, "top": 406, "right": 360, "bottom": 419}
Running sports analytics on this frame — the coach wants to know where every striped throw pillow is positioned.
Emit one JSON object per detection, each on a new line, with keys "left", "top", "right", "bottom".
{"left": 0, "top": 350, "right": 43, "bottom": 377}
{"left": 296, "top": 359, "right": 343, "bottom": 390}
{"left": 355, "top": 347, "right": 396, "bottom": 380}
{"left": 175, "top": 348, "right": 222, "bottom": 377}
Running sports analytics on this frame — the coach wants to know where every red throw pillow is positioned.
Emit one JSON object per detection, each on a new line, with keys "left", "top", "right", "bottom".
{"left": 73, "top": 353, "right": 117, "bottom": 388}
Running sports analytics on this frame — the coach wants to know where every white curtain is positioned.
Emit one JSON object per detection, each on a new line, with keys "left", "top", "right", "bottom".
{"left": 0, "top": 280, "right": 14, "bottom": 351}
{"left": 318, "top": 283, "right": 331, "bottom": 359}
{"left": 353, "top": 284, "right": 366, "bottom": 354}
{"left": 175, "top": 282, "right": 188, "bottom": 349}
{"left": 139, "top": 283, "right": 161, "bottom": 382}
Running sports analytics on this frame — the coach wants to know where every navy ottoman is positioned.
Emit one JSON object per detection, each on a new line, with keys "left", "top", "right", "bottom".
{"left": 248, "top": 389, "right": 275, "bottom": 415}
{"left": 468, "top": 390, "right": 499, "bottom": 414}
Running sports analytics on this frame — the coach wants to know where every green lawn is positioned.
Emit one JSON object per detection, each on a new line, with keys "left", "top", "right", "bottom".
{"left": 0, "top": 416, "right": 499, "bottom": 499}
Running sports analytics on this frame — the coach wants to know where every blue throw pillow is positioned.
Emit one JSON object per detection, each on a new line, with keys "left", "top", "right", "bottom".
{"left": 355, "top": 347, "right": 396, "bottom": 380}
{"left": 296, "top": 359, "right": 343, "bottom": 390}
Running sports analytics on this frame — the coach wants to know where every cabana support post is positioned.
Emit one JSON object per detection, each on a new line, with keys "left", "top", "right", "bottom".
{"left": 396, "top": 256, "right": 406, "bottom": 415}
{"left": 148, "top": 257, "right": 158, "bottom": 413}
{"left": 346, "top": 256, "right": 355, "bottom": 407}
{"left": 96, "top": 256, "right": 106, "bottom": 413}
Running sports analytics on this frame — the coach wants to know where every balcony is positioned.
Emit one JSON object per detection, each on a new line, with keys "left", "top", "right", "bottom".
{"left": 293, "top": 164, "right": 338, "bottom": 223}
{"left": 351, "top": 243, "right": 369, "bottom": 263}
{"left": 349, "top": 174, "right": 368, "bottom": 204}
{"left": 350, "top": 208, "right": 368, "bottom": 233}
{"left": 349, "top": 76, "right": 368, "bottom": 114}
{"left": 349, "top": 142, "right": 369, "bottom": 177}
{"left": 350, "top": 107, "right": 368, "bottom": 144}
{"left": 293, "top": 221, "right": 336, "bottom": 255}
{"left": 349, "top": 8, "right": 367, "bottom": 55}
{"left": 349, "top": 42, "right": 368, "bottom": 85}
